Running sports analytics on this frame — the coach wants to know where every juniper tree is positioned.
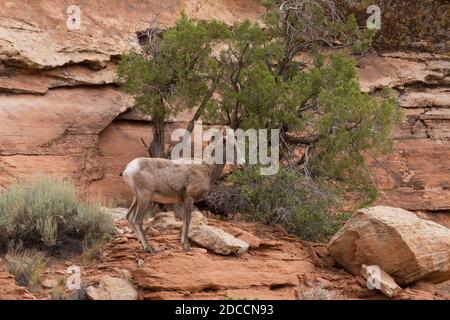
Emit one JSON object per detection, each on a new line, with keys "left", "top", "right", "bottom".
{"left": 117, "top": 1, "right": 399, "bottom": 210}
{"left": 117, "top": 13, "right": 227, "bottom": 157}
{"left": 203, "top": 0, "right": 398, "bottom": 204}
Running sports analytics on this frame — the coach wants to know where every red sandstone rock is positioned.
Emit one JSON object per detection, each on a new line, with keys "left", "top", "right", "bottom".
{"left": 86, "top": 274, "right": 138, "bottom": 300}
{"left": 329, "top": 206, "right": 450, "bottom": 286}
{"left": 222, "top": 226, "right": 262, "bottom": 249}
{"left": 0, "top": 1, "right": 262, "bottom": 71}
{"left": 0, "top": 272, "right": 36, "bottom": 300}
{"left": 94, "top": 217, "right": 360, "bottom": 300}
{"left": 357, "top": 54, "right": 449, "bottom": 93}
{"left": 0, "top": 87, "right": 132, "bottom": 193}
{"left": 361, "top": 264, "right": 402, "bottom": 298}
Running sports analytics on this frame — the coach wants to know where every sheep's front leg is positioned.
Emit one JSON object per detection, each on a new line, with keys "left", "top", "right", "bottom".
{"left": 172, "top": 203, "right": 183, "bottom": 220}
{"left": 181, "top": 197, "right": 193, "bottom": 252}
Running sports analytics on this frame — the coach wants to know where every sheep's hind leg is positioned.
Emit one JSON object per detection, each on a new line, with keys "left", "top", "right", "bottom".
{"left": 181, "top": 197, "right": 193, "bottom": 252}
{"left": 126, "top": 196, "right": 138, "bottom": 235}
{"left": 144, "top": 201, "right": 161, "bottom": 236}
{"left": 134, "top": 197, "right": 155, "bottom": 254}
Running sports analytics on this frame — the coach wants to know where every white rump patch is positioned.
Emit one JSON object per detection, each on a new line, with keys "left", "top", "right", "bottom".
{"left": 123, "top": 159, "right": 141, "bottom": 177}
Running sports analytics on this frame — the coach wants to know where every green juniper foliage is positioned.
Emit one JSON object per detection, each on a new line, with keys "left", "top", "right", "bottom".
{"left": 117, "top": 13, "right": 227, "bottom": 157}
{"left": 230, "top": 165, "right": 347, "bottom": 241}
{"left": 118, "top": 1, "right": 399, "bottom": 239}
{"left": 204, "top": 1, "right": 398, "bottom": 208}
{"left": 298, "top": 52, "right": 400, "bottom": 205}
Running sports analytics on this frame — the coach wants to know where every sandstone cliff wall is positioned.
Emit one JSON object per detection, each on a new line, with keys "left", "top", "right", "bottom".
{"left": 339, "top": 0, "right": 449, "bottom": 53}
{"left": 358, "top": 52, "right": 450, "bottom": 212}
{"left": 0, "top": 0, "right": 262, "bottom": 198}
{"left": 0, "top": 1, "right": 448, "bottom": 213}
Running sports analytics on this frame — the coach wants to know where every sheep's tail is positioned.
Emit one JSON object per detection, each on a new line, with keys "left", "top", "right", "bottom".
{"left": 119, "top": 163, "right": 128, "bottom": 177}
{"left": 120, "top": 159, "right": 138, "bottom": 178}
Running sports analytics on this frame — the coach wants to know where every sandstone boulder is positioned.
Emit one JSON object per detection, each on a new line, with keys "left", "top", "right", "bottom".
{"left": 151, "top": 211, "right": 182, "bottom": 231}
{"left": 191, "top": 210, "right": 209, "bottom": 226}
{"left": 223, "top": 226, "right": 262, "bottom": 249}
{"left": 186, "top": 212, "right": 249, "bottom": 255}
{"left": 86, "top": 273, "right": 138, "bottom": 300}
{"left": 328, "top": 206, "right": 450, "bottom": 286}
{"left": 189, "top": 224, "right": 249, "bottom": 255}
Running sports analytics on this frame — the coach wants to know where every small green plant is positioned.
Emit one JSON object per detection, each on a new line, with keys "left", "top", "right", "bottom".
{"left": 230, "top": 166, "right": 345, "bottom": 241}
{"left": 49, "top": 276, "right": 68, "bottom": 300}
{"left": 81, "top": 234, "right": 107, "bottom": 262}
{"left": 6, "top": 247, "right": 49, "bottom": 287}
{"left": 0, "top": 176, "right": 115, "bottom": 253}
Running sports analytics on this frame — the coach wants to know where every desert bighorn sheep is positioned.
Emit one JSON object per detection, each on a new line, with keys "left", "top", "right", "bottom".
{"left": 121, "top": 135, "right": 243, "bottom": 253}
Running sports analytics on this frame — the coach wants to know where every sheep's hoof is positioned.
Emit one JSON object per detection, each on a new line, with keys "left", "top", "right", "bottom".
{"left": 182, "top": 243, "right": 192, "bottom": 252}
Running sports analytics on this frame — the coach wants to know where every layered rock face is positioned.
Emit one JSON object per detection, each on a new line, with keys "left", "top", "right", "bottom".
{"left": 0, "top": 0, "right": 262, "bottom": 197}
{"left": 357, "top": 52, "right": 450, "bottom": 212}
{"left": 0, "top": 87, "right": 132, "bottom": 193}
{"left": 0, "top": 1, "right": 449, "bottom": 216}
{"left": 339, "top": 0, "right": 449, "bottom": 53}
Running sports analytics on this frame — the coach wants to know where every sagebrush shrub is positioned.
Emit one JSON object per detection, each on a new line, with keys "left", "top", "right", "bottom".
{"left": 81, "top": 234, "right": 107, "bottom": 262}
{"left": 0, "top": 177, "right": 115, "bottom": 252}
{"left": 6, "top": 247, "right": 49, "bottom": 287}
{"left": 49, "top": 277, "right": 68, "bottom": 300}
{"left": 230, "top": 166, "right": 347, "bottom": 241}
{"left": 75, "top": 201, "right": 115, "bottom": 241}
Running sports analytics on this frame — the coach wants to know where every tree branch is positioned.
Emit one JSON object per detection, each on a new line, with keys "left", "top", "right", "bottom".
{"left": 283, "top": 133, "right": 319, "bottom": 145}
